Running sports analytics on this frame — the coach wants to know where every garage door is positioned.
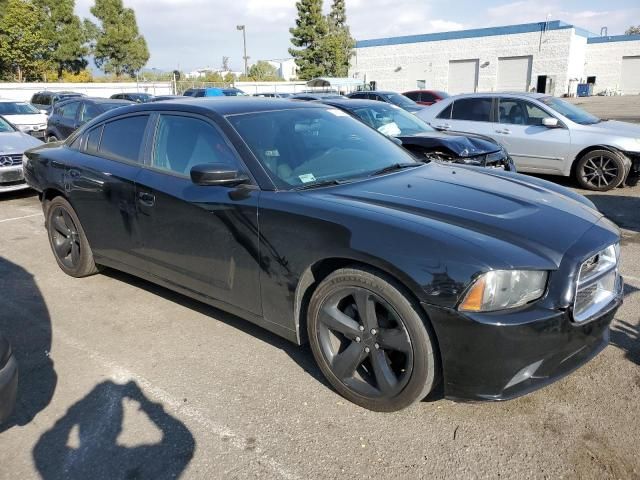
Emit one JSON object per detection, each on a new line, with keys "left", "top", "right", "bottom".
{"left": 621, "top": 56, "right": 640, "bottom": 95}
{"left": 448, "top": 59, "right": 478, "bottom": 95}
{"left": 497, "top": 56, "right": 532, "bottom": 91}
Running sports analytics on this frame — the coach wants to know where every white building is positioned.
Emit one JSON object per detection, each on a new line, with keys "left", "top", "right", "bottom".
{"left": 350, "top": 20, "right": 640, "bottom": 96}
{"left": 265, "top": 58, "right": 298, "bottom": 81}
{"left": 185, "top": 67, "right": 242, "bottom": 79}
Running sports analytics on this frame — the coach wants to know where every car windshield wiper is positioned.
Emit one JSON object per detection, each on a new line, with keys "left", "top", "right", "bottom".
{"left": 369, "top": 162, "right": 421, "bottom": 177}
{"left": 295, "top": 179, "right": 348, "bottom": 190}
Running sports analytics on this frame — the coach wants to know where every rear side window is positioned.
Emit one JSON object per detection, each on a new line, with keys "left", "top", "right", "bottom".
{"left": 85, "top": 126, "right": 103, "bottom": 155}
{"left": 436, "top": 102, "right": 453, "bottom": 119}
{"left": 79, "top": 103, "right": 102, "bottom": 123}
{"left": 450, "top": 98, "right": 492, "bottom": 122}
{"left": 99, "top": 116, "right": 148, "bottom": 163}
{"left": 422, "top": 92, "right": 436, "bottom": 102}
{"left": 60, "top": 101, "right": 80, "bottom": 119}
{"left": 350, "top": 93, "right": 367, "bottom": 99}
{"left": 404, "top": 91, "right": 418, "bottom": 101}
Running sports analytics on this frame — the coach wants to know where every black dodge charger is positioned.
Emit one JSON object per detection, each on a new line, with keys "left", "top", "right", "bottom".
{"left": 23, "top": 99, "right": 623, "bottom": 411}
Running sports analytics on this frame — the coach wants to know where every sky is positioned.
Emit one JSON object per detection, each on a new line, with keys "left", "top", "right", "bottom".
{"left": 74, "top": 0, "right": 640, "bottom": 72}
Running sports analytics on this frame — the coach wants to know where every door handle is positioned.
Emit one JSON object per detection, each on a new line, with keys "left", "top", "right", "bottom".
{"left": 137, "top": 191, "right": 155, "bottom": 207}
{"left": 435, "top": 124, "right": 451, "bottom": 131}
{"left": 495, "top": 128, "right": 512, "bottom": 135}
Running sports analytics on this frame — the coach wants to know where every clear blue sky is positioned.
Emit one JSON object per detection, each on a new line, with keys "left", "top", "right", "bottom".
{"left": 74, "top": 0, "right": 640, "bottom": 72}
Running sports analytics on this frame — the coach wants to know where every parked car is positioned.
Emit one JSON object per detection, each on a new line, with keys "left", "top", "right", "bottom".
{"left": 24, "top": 98, "right": 623, "bottom": 411}
{"left": 418, "top": 92, "right": 640, "bottom": 191}
{"left": 46, "top": 97, "right": 133, "bottom": 142}
{"left": 320, "top": 98, "right": 515, "bottom": 170}
{"left": 30, "top": 91, "right": 85, "bottom": 115}
{"left": 0, "top": 331, "right": 18, "bottom": 424}
{"left": 403, "top": 90, "right": 450, "bottom": 106}
{"left": 253, "top": 92, "right": 293, "bottom": 98}
{"left": 0, "top": 115, "right": 43, "bottom": 193}
{"left": 291, "top": 92, "right": 344, "bottom": 101}
{"left": 149, "top": 95, "right": 184, "bottom": 102}
{"left": 110, "top": 92, "right": 154, "bottom": 103}
{"left": 347, "top": 90, "right": 423, "bottom": 113}
{"left": 0, "top": 99, "right": 48, "bottom": 139}
{"left": 183, "top": 87, "right": 248, "bottom": 97}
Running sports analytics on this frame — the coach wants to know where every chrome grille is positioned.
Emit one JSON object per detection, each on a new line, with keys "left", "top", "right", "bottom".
{"left": 0, "top": 154, "right": 22, "bottom": 167}
{"left": 573, "top": 244, "right": 620, "bottom": 323}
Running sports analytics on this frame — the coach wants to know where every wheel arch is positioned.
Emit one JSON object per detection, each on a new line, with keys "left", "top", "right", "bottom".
{"left": 571, "top": 145, "right": 630, "bottom": 178}
{"left": 41, "top": 187, "right": 68, "bottom": 218}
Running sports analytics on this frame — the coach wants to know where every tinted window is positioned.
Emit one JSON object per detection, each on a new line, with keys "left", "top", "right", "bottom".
{"left": 79, "top": 103, "right": 102, "bottom": 123}
{"left": 350, "top": 93, "right": 367, "bottom": 100}
{"left": 436, "top": 103, "right": 453, "bottom": 119}
{"left": 421, "top": 92, "right": 436, "bottom": 102}
{"left": 152, "top": 115, "right": 238, "bottom": 176}
{"left": 404, "top": 91, "right": 419, "bottom": 101}
{"left": 99, "top": 116, "right": 148, "bottom": 163}
{"left": 499, "top": 99, "right": 549, "bottom": 126}
{"left": 451, "top": 98, "right": 492, "bottom": 122}
{"left": 60, "top": 101, "right": 80, "bottom": 119}
{"left": 85, "top": 126, "right": 102, "bottom": 155}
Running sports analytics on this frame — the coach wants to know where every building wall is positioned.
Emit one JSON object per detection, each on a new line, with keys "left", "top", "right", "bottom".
{"left": 585, "top": 38, "right": 640, "bottom": 94}
{"left": 351, "top": 28, "right": 578, "bottom": 96}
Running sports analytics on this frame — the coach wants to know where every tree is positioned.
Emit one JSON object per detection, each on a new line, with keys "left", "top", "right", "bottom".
{"left": 626, "top": 25, "right": 640, "bottom": 35}
{"left": 88, "top": 0, "right": 149, "bottom": 77}
{"left": 0, "top": 0, "right": 49, "bottom": 81}
{"left": 248, "top": 60, "right": 280, "bottom": 81}
{"left": 324, "top": 0, "right": 355, "bottom": 77}
{"left": 289, "top": 0, "right": 328, "bottom": 79}
{"left": 221, "top": 56, "right": 230, "bottom": 72}
{"left": 35, "top": 0, "right": 89, "bottom": 76}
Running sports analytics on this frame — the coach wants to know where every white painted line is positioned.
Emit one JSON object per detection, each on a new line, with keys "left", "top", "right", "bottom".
{"left": 0, "top": 212, "right": 43, "bottom": 223}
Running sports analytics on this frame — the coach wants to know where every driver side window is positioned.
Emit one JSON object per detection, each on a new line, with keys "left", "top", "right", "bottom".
{"left": 499, "top": 99, "right": 550, "bottom": 126}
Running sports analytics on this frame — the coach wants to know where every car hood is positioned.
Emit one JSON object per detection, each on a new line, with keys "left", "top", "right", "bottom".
{"left": 0, "top": 131, "right": 44, "bottom": 153}
{"left": 579, "top": 119, "right": 640, "bottom": 137}
{"left": 3, "top": 113, "right": 48, "bottom": 126}
{"left": 397, "top": 131, "right": 499, "bottom": 157}
{"left": 313, "top": 164, "right": 605, "bottom": 269}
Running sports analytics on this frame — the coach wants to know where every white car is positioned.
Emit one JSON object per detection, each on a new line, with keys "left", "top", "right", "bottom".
{"left": 0, "top": 115, "right": 43, "bottom": 193}
{"left": 0, "top": 99, "right": 48, "bottom": 140}
{"left": 417, "top": 92, "right": 640, "bottom": 191}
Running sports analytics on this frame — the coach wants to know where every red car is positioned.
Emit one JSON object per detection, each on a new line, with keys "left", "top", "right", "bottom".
{"left": 403, "top": 90, "right": 449, "bottom": 106}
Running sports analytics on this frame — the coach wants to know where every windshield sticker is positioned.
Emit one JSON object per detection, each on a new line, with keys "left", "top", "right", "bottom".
{"left": 298, "top": 173, "right": 316, "bottom": 183}
{"left": 377, "top": 122, "right": 401, "bottom": 137}
{"left": 327, "top": 109, "right": 349, "bottom": 117}
{"left": 265, "top": 149, "right": 280, "bottom": 157}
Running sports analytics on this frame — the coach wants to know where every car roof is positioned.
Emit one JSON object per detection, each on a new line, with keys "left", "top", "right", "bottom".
{"left": 320, "top": 98, "right": 396, "bottom": 109}
{"left": 114, "top": 92, "right": 153, "bottom": 96}
{"left": 55, "top": 97, "right": 133, "bottom": 107}
{"left": 350, "top": 91, "right": 395, "bottom": 95}
{"left": 451, "top": 92, "right": 547, "bottom": 99}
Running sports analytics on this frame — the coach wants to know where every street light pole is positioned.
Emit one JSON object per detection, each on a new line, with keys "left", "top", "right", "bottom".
{"left": 236, "top": 25, "right": 248, "bottom": 77}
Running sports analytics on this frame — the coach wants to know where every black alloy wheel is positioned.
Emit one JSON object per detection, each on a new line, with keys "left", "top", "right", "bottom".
{"left": 45, "top": 196, "right": 99, "bottom": 277}
{"left": 576, "top": 149, "right": 626, "bottom": 191}
{"left": 308, "top": 268, "right": 438, "bottom": 411}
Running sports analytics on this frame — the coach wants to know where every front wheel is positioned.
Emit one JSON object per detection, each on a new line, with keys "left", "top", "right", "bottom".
{"left": 307, "top": 267, "right": 438, "bottom": 412}
{"left": 45, "top": 196, "right": 99, "bottom": 277}
{"left": 575, "top": 150, "right": 626, "bottom": 191}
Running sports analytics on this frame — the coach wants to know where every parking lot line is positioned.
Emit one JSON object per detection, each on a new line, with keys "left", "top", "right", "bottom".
{"left": 0, "top": 212, "right": 43, "bottom": 224}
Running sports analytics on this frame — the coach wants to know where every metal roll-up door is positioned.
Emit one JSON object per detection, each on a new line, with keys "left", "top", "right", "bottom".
{"left": 497, "top": 56, "right": 532, "bottom": 92}
{"left": 620, "top": 56, "right": 640, "bottom": 95}
{"left": 448, "top": 59, "right": 479, "bottom": 95}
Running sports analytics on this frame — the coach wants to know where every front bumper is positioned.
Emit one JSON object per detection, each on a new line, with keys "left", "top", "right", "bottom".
{"left": 0, "top": 351, "right": 18, "bottom": 423}
{"left": 423, "top": 276, "right": 623, "bottom": 401}
{"left": 0, "top": 166, "right": 29, "bottom": 193}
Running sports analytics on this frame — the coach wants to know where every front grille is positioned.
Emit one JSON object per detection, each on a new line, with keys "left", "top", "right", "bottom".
{"left": 573, "top": 244, "right": 620, "bottom": 323}
{"left": 0, "top": 154, "right": 22, "bottom": 167}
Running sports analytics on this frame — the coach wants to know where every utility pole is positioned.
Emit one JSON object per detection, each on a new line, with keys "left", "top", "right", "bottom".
{"left": 236, "top": 25, "right": 249, "bottom": 77}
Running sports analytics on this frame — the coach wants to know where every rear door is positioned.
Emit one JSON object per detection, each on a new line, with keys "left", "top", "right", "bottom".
{"left": 440, "top": 97, "right": 496, "bottom": 137}
{"left": 56, "top": 101, "right": 82, "bottom": 139}
{"left": 134, "top": 112, "right": 261, "bottom": 314}
{"left": 495, "top": 97, "right": 571, "bottom": 173}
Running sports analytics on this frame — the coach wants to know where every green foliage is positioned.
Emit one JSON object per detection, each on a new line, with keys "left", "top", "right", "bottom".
{"left": 88, "top": 0, "right": 149, "bottom": 77}
{"left": 35, "top": 0, "right": 89, "bottom": 76}
{"left": 324, "top": 0, "right": 355, "bottom": 77}
{"left": 248, "top": 60, "right": 280, "bottom": 81}
{"left": 289, "top": 0, "right": 328, "bottom": 79}
{"left": 0, "top": 0, "right": 49, "bottom": 81}
{"left": 626, "top": 25, "right": 640, "bottom": 35}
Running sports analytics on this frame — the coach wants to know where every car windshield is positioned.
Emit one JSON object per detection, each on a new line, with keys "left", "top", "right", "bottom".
{"left": 351, "top": 104, "right": 434, "bottom": 136}
{"left": 0, "top": 102, "right": 40, "bottom": 115}
{"left": 228, "top": 107, "right": 419, "bottom": 189}
{"left": 385, "top": 94, "right": 417, "bottom": 108}
{"left": 0, "top": 117, "right": 15, "bottom": 132}
{"left": 539, "top": 96, "right": 601, "bottom": 125}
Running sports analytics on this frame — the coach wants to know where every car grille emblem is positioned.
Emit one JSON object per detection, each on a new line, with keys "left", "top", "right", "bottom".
{"left": 0, "top": 156, "right": 14, "bottom": 167}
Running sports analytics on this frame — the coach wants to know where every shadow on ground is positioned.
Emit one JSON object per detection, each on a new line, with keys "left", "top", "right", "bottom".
{"left": 585, "top": 194, "right": 640, "bottom": 233}
{"left": 33, "top": 380, "right": 195, "bottom": 480}
{"left": 610, "top": 319, "right": 640, "bottom": 367}
{"left": 0, "top": 257, "right": 56, "bottom": 433}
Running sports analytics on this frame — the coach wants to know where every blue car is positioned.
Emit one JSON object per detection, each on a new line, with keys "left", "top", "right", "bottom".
{"left": 183, "top": 87, "right": 247, "bottom": 98}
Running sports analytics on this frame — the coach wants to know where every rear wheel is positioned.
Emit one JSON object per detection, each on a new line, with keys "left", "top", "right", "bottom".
{"left": 575, "top": 150, "right": 626, "bottom": 191}
{"left": 45, "top": 196, "right": 99, "bottom": 277}
{"left": 307, "top": 267, "right": 438, "bottom": 412}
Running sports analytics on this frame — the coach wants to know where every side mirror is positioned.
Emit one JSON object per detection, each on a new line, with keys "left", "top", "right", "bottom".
{"left": 542, "top": 117, "right": 560, "bottom": 128}
{"left": 190, "top": 163, "right": 250, "bottom": 187}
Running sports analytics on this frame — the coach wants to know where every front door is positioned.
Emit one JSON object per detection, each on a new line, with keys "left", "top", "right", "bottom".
{"left": 134, "top": 113, "right": 261, "bottom": 315}
{"left": 495, "top": 98, "right": 571, "bottom": 174}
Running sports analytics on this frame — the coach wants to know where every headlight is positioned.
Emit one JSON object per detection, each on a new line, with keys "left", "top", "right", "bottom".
{"left": 17, "top": 125, "right": 31, "bottom": 132}
{"left": 459, "top": 270, "right": 548, "bottom": 312}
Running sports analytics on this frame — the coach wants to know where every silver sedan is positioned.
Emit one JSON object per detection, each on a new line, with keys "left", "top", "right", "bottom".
{"left": 417, "top": 92, "right": 640, "bottom": 191}
{"left": 0, "top": 116, "right": 43, "bottom": 194}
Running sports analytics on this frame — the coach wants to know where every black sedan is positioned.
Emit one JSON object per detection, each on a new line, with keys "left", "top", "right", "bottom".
{"left": 23, "top": 99, "right": 623, "bottom": 411}
{"left": 0, "top": 332, "right": 18, "bottom": 423}
{"left": 321, "top": 98, "right": 515, "bottom": 170}
{"left": 347, "top": 90, "right": 424, "bottom": 113}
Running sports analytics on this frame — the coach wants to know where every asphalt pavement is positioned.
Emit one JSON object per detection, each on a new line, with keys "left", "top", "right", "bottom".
{"left": 0, "top": 181, "right": 639, "bottom": 480}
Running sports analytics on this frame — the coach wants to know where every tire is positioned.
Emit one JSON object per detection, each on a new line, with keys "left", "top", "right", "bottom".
{"left": 45, "top": 196, "right": 99, "bottom": 277}
{"left": 307, "top": 267, "right": 438, "bottom": 412}
{"left": 575, "top": 149, "right": 626, "bottom": 191}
